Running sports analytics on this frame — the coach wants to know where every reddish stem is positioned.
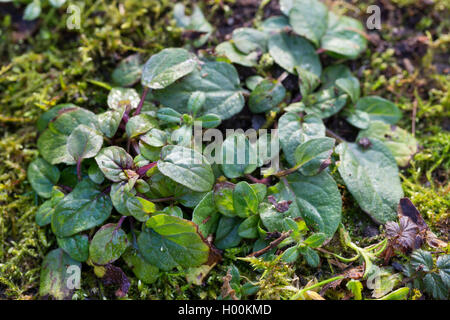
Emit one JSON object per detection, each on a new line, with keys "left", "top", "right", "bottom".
{"left": 134, "top": 87, "right": 150, "bottom": 116}
{"left": 76, "top": 158, "right": 82, "bottom": 181}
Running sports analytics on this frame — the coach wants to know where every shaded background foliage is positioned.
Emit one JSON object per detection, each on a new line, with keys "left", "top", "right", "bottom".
{"left": 0, "top": 0, "right": 448, "bottom": 299}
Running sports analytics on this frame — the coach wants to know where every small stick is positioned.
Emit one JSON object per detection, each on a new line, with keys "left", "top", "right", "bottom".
{"left": 247, "top": 230, "right": 292, "bottom": 258}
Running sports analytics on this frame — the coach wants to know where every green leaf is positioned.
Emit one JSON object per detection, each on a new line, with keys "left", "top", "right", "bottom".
{"left": 156, "top": 107, "right": 182, "bottom": 123}
{"left": 282, "top": 246, "right": 300, "bottom": 263}
{"left": 197, "top": 114, "right": 222, "bottom": 128}
{"left": 51, "top": 179, "right": 112, "bottom": 237}
{"left": 110, "top": 180, "right": 137, "bottom": 215}
{"left": 410, "top": 249, "right": 434, "bottom": 272}
{"left": 88, "top": 162, "right": 105, "bottom": 184}
{"left": 297, "top": 67, "right": 320, "bottom": 97}
{"left": 336, "top": 76, "right": 360, "bottom": 102}
{"left": 173, "top": 4, "right": 213, "bottom": 47}
{"left": 216, "top": 41, "right": 259, "bottom": 67}
{"left": 260, "top": 202, "right": 297, "bottom": 232}
{"left": 237, "top": 215, "right": 259, "bottom": 239}
{"left": 97, "top": 107, "right": 125, "bottom": 138}
{"left": 126, "top": 114, "right": 158, "bottom": 138}
{"left": 423, "top": 273, "right": 448, "bottom": 299}
{"left": 346, "top": 280, "right": 363, "bottom": 300}
{"left": 157, "top": 145, "right": 214, "bottom": 192}
{"left": 303, "top": 87, "right": 348, "bottom": 118}
{"left": 112, "top": 54, "right": 142, "bottom": 87}
{"left": 221, "top": 132, "right": 257, "bottom": 178}
{"left": 321, "top": 64, "right": 354, "bottom": 89}
{"left": 304, "top": 233, "right": 326, "bottom": 248}
{"left": 141, "top": 48, "right": 197, "bottom": 89}
{"left": 320, "top": 12, "right": 367, "bottom": 59}
{"left": 192, "top": 191, "right": 220, "bottom": 237}
{"left": 278, "top": 112, "right": 327, "bottom": 175}
{"left": 89, "top": 223, "right": 129, "bottom": 265}
{"left": 57, "top": 234, "right": 89, "bottom": 262}
{"left": 187, "top": 91, "right": 206, "bottom": 116}
{"left": 268, "top": 32, "right": 321, "bottom": 76}
{"left": 214, "top": 183, "right": 236, "bottom": 217}
{"left": 122, "top": 247, "right": 159, "bottom": 284}
{"left": 336, "top": 139, "right": 403, "bottom": 224}
{"left": 107, "top": 88, "right": 140, "bottom": 110}
{"left": 249, "top": 79, "right": 286, "bottom": 113}
{"left": 126, "top": 196, "right": 156, "bottom": 222}
{"left": 36, "top": 103, "right": 78, "bottom": 132}
{"left": 344, "top": 109, "right": 370, "bottom": 129}
{"left": 67, "top": 124, "right": 103, "bottom": 162}
{"left": 278, "top": 171, "right": 342, "bottom": 238}
{"left": 214, "top": 216, "right": 242, "bottom": 250}
{"left": 153, "top": 60, "right": 245, "bottom": 120}
{"left": 357, "top": 121, "right": 418, "bottom": 167}
{"left": 233, "top": 181, "right": 259, "bottom": 218}
{"left": 40, "top": 248, "right": 81, "bottom": 300}
{"left": 49, "top": 0, "right": 66, "bottom": 8}
{"left": 300, "top": 246, "right": 320, "bottom": 267}
{"left": 27, "top": 157, "right": 60, "bottom": 198}
{"left": 95, "top": 146, "right": 134, "bottom": 182}
{"left": 137, "top": 214, "right": 209, "bottom": 271}
{"left": 232, "top": 28, "right": 268, "bottom": 54}
{"left": 437, "top": 255, "right": 450, "bottom": 289}
{"left": 140, "top": 128, "right": 167, "bottom": 147}
{"left": 35, "top": 188, "right": 65, "bottom": 226}
{"left": 288, "top": 0, "right": 328, "bottom": 46}
{"left": 260, "top": 15, "right": 290, "bottom": 33}
{"left": 245, "top": 75, "right": 264, "bottom": 91}
{"left": 294, "top": 137, "right": 335, "bottom": 169}
{"left": 23, "top": 0, "right": 41, "bottom": 20}
{"left": 355, "top": 96, "right": 402, "bottom": 124}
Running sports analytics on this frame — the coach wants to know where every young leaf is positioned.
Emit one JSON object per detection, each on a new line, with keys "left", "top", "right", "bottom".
{"left": 27, "top": 157, "right": 60, "bottom": 198}
{"left": 51, "top": 179, "right": 112, "bottom": 237}
{"left": 303, "top": 87, "right": 348, "bottom": 118}
{"left": 192, "top": 191, "right": 220, "bottom": 237}
{"left": 288, "top": 0, "right": 328, "bottom": 47}
{"left": 214, "top": 182, "right": 236, "bottom": 217}
{"left": 336, "top": 139, "right": 403, "bottom": 224}
{"left": 95, "top": 146, "right": 134, "bottom": 182}
{"left": 336, "top": 76, "right": 360, "bottom": 102}
{"left": 125, "top": 114, "right": 158, "bottom": 138}
{"left": 355, "top": 96, "right": 402, "bottom": 124}
{"left": 233, "top": 181, "right": 259, "bottom": 218}
{"left": 156, "top": 107, "right": 182, "bottom": 123}
{"left": 140, "top": 128, "right": 167, "bottom": 147}
{"left": 268, "top": 32, "right": 321, "bottom": 76}
{"left": 153, "top": 60, "right": 245, "bottom": 120}
{"left": 248, "top": 79, "right": 286, "bottom": 114}
{"left": 157, "top": 145, "right": 214, "bottom": 192}
{"left": 232, "top": 28, "right": 268, "bottom": 54}
{"left": 282, "top": 246, "right": 300, "bottom": 263}
{"left": 437, "top": 255, "right": 450, "bottom": 289}
{"left": 67, "top": 124, "right": 103, "bottom": 162}
{"left": 304, "top": 233, "right": 326, "bottom": 248}
{"left": 187, "top": 91, "right": 206, "bottom": 116}
{"left": 294, "top": 137, "right": 335, "bottom": 169}
{"left": 57, "top": 234, "right": 89, "bottom": 262}
{"left": 137, "top": 214, "right": 210, "bottom": 271}
{"left": 89, "top": 223, "right": 129, "bottom": 265}
{"left": 216, "top": 41, "right": 259, "bottom": 67}
{"left": 197, "top": 114, "right": 222, "bottom": 128}
{"left": 141, "top": 48, "right": 197, "bottom": 89}
{"left": 320, "top": 12, "right": 367, "bottom": 59}
{"left": 238, "top": 215, "right": 260, "bottom": 239}
{"left": 40, "top": 248, "right": 81, "bottom": 300}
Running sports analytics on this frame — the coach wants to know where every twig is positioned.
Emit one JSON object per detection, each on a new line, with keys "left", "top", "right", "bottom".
{"left": 326, "top": 129, "right": 346, "bottom": 143}
{"left": 411, "top": 99, "right": 417, "bottom": 136}
{"left": 247, "top": 230, "right": 293, "bottom": 258}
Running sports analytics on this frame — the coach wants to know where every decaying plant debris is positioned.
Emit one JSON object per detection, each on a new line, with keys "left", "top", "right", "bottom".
{"left": 0, "top": 0, "right": 448, "bottom": 300}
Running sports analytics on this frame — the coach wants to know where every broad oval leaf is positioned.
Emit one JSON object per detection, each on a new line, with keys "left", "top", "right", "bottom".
{"left": 249, "top": 79, "right": 286, "bottom": 113}
{"left": 294, "top": 137, "right": 335, "bottom": 169}
{"left": 57, "top": 234, "right": 89, "bottom": 262}
{"left": 153, "top": 60, "right": 245, "bottom": 120}
{"left": 141, "top": 48, "right": 197, "bottom": 89}
{"left": 125, "top": 114, "right": 158, "bottom": 139}
{"left": 336, "top": 139, "right": 404, "bottom": 224}
{"left": 220, "top": 132, "right": 258, "bottom": 178}
{"left": 122, "top": 247, "right": 159, "bottom": 284}
{"left": 40, "top": 248, "right": 81, "bottom": 300}
{"left": 232, "top": 27, "right": 268, "bottom": 54}
{"left": 27, "top": 157, "right": 60, "bottom": 198}
{"left": 157, "top": 145, "right": 215, "bottom": 192}
{"left": 107, "top": 87, "right": 140, "bottom": 110}
{"left": 355, "top": 96, "right": 402, "bottom": 124}
{"left": 320, "top": 12, "right": 367, "bottom": 59}
{"left": 268, "top": 32, "right": 321, "bottom": 76}
{"left": 278, "top": 171, "right": 342, "bottom": 238}
{"left": 112, "top": 54, "right": 142, "bottom": 87}
{"left": 289, "top": 0, "right": 328, "bottom": 47}
{"left": 216, "top": 41, "right": 259, "bottom": 67}
{"left": 35, "top": 187, "right": 65, "bottom": 226}
{"left": 233, "top": 181, "right": 259, "bottom": 218}
{"left": 67, "top": 124, "right": 103, "bottom": 162}
{"left": 89, "top": 223, "right": 129, "bottom": 265}
{"left": 192, "top": 191, "right": 220, "bottom": 237}
{"left": 51, "top": 179, "right": 113, "bottom": 237}
{"left": 137, "top": 214, "right": 210, "bottom": 271}
{"left": 95, "top": 146, "right": 134, "bottom": 182}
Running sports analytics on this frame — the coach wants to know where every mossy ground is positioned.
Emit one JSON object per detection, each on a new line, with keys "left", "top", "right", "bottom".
{"left": 0, "top": 0, "right": 448, "bottom": 299}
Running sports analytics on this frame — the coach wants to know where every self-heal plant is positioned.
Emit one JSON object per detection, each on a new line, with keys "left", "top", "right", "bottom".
{"left": 27, "top": 0, "right": 446, "bottom": 300}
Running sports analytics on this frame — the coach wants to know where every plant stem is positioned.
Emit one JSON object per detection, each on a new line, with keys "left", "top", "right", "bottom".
{"left": 76, "top": 158, "right": 82, "bottom": 181}
{"left": 247, "top": 230, "right": 293, "bottom": 257}
{"left": 291, "top": 275, "right": 345, "bottom": 300}
{"left": 134, "top": 87, "right": 150, "bottom": 115}
{"left": 116, "top": 216, "right": 126, "bottom": 230}
{"left": 325, "top": 129, "right": 346, "bottom": 143}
